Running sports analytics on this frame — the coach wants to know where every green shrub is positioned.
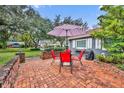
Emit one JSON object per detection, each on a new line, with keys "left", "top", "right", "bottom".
{"left": 54, "top": 47, "right": 65, "bottom": 51}
{"left": 116, "top": 64, "right": 124, "bottom": 70}
{"left": 44, "top": 48, "right": 53, "bottom": 51}
{"left": 20, "top": 44, "right": 25, "bottom": 48}
{"left": 96, "top": 55, "right": 106, "bottom": 62}
{"left": 30, "top": 48, "right": 40, "bottom": 51}
{"left": 111, "top": 53, "right": 124, "bottom": 64}
{"left": 96, "top": 53, "right": 124, "bottom": 64}
{"left": 105, "top": 56, "right": 113, "bottom": 63}
{"left": 43, "top": 47, "right": 65, "bottom": 52}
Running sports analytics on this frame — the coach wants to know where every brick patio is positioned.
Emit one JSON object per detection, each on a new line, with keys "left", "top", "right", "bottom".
{"left": 14, "top": 57, "right": 124, "bottom": 88}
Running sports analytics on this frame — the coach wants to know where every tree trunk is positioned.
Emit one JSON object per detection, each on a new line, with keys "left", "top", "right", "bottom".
{"left": 34, "top": 43, "right": 38, "bottom": 48}
{"left": 24, "top": 42, "right": 28, "bottom": 48}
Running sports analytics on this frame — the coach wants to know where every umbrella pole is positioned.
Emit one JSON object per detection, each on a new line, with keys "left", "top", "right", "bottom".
{"left": 66, "top": 30, "right": 68, "bottom": 49}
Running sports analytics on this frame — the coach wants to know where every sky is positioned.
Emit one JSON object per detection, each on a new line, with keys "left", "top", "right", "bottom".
{"left": 32, "top": 5, "right": 105, "bottom": 28}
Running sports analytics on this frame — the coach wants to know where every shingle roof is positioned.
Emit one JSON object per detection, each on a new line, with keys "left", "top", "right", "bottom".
{"left": 68, "top": 28, "right": 100, "bottom": 40}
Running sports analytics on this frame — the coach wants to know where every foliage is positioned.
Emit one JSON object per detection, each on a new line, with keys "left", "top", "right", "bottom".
{"left": 116, "top": 64, "right": 124, "bottom": 70}
{"left": 54, "top": 47, "right": 65, "bottom": 51}
{"left": 44, "top": 47, "right": 65, "bottom": 52}
{"left": 96, "top": 53, "right": 124, "bottom": 64}
{"left": 30, "top": 48, "right": 40, "bottom": 51}
{"left": 0, "top": 5, "right": 53, "bottom": 49}
{"left": 25, "top": 7, "right": 53, "bottom": 48}
{"left": 91, "top": 5, "right": 124, "bottom": 53}
{"left": 97, "top": 54, "right": 124, "bottom": 70}
{"left": 21, "top": 32, "right": 32, "bottom": 48}
{"left": 92, "top": 5, "right": 124, "bottom": 67}
{"left": 62, "top": 16, "right": 88, "bottom": 30}
{"left": 96, "top": 55, "right": 106, "bottom": 62}
{"left": 0, "top": 6, "right": 28, "bottom": 48}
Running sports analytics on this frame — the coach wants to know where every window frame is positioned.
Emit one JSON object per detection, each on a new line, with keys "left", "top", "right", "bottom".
{"left": 76, "top": 39, "right": 87, "bottom": 49}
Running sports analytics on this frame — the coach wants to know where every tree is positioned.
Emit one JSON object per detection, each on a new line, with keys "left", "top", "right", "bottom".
{"left": 91, "top": 5, "right": 124, "bottom": 53}
{"left": 63, "top": 16, "right": 73, "bottom": 24}
{"left": 21, "top": 32, "right": 32, "bottom": 48}
{"left": 62, "top": 17, "right": 89, "bottom": 30}
{"left": 0, "top": 5, "right": 53, "bottom": 48}
{"left": 72, "top": 18, "right": 89, "bottom": 31}
{"left": 0, "top": 5, "right": 28, "bottom": 48}
{"left": 25, "top": 7, "right": 53, "bottom": 48}
{"left": 53, "top": 15, "right": 61, "bottom": 27}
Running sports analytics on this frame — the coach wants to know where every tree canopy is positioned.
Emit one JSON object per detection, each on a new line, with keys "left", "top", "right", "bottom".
{"left": 91, "top": 5, "right": 124, "bottom": 53}
{"left": 0, "top": 5, "right": 52, "bottom": 48}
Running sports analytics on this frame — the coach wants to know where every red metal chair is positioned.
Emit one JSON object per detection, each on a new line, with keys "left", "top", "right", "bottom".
{"left": 51, "top": 50, "right": 56, "bottom": 63}
{"left": 72, "top": 49, "right": 85, "bottom": 65}
{"left": 65, "top": 49, "right": 71, "bottom": 53}
{"left": 59, "top": 52, "right": 72, "bottom": 74}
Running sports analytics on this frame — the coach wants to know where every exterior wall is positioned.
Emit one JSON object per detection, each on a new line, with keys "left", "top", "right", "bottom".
{"left": 87, "top": 38, "right": 92, "bottom": 49}
{"left": 69, "top": 38, "right": 104, "bottom": 50}
{"left": 68, "top": 37, "right": 107, "bottom": 56}
{"left": 69, "top": 37, "right": 93, "bottom": 50}
{"left": 95, "top": 39, "right": 102, "bottom": 49}
{"left": 69, "top": 37, "right": 93, "bottom": 55}
{"left": 92, "top": 38, "right": 95, "bottom": 49}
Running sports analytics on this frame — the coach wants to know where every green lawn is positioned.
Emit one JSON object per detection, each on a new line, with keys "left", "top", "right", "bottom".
{"left": 0, "top": 48, "right": 41, "bottom": 66}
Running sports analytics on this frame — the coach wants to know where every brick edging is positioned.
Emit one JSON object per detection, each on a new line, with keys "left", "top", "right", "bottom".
{"left": 0, "top": 53, "right": 25, "bottom": 88}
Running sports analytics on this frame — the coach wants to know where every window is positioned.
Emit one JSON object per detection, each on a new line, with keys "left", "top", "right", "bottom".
{"left": 76, "top": 39, "right": 86, "bottom": 48}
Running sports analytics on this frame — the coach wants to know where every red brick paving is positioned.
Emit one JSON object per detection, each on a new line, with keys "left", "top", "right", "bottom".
{"left": 14, "top": 57, "right": 124, "bottom": 88}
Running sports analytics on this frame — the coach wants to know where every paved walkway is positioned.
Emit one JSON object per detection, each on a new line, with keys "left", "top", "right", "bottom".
{"left": 14, "top": 57, "right": 124, "bottom": 88}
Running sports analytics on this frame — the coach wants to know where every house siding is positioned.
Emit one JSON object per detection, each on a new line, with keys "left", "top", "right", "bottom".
{"left": 69, "top": 38, "right": 103, "bottom": 50}
{"left": 87, "top": 38, "right": 92, "bottom": 49}
{"left": 68, "top": 30, "right": 108, "bottom": 57}
{"left": 95, "top": 39, "right": 102, "bottom": 49}
{"left": 69, "top": 37, "right": 93, "bottom": 50}
{"left": 68, "top": 37, "right": 108, "bottom": 57}
{"left": 92, "top": 38, "right": 95, "bottom": 49}
{"left": 72, "top": 40, "right": 76, "bottom": 48}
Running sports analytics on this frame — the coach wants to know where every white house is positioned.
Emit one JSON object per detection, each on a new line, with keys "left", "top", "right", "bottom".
{"left": 68, "top": 29, "right": 107, "bottom": 56}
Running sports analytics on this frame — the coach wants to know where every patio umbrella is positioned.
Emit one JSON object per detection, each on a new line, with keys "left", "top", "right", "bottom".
{"left": 47, "top": 24, "right": 84, "bottom": 48}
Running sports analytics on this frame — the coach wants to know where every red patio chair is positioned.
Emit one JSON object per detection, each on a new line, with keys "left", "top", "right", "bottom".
{"left": 51, "top": 50, "right": 56, "bottom": 63}
{"left": 65, "top": 49, "right": 71, "bottom": 53}
{"left": 59, "top": 52, "right": 72, "bottom": 74}
{"left": 72, "top": 49, "right": 85, "bottom": 65}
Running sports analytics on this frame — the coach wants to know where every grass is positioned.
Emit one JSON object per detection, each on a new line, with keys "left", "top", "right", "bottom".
{"left": 0, "top": 48, "right": 41, "bottom": 66}
{"left": 25, "top": 51, "right": 41, "bottom": 58}
{"left": 0, "top": 52, "right": 15, "bottom": 65}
